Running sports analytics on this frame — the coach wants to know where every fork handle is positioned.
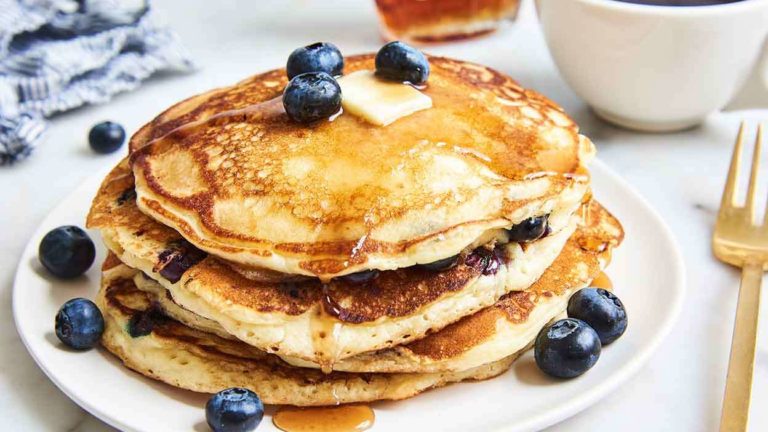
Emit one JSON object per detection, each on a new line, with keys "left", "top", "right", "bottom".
{"left": 720, "top": 262, "right": 763, "bottom": 432}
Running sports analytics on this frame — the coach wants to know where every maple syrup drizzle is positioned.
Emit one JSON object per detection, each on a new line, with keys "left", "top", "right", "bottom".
{"left": 577, "top": 236, "right": 608, "bottom": 253}
{"left": 273, "top": 405, "right": 375, "bottom": 432}
{"left": 134, "top": 97, "right": 285, "bottom": 155}
{"left": 135, "top": 63, "right": 585, "bottom": 188}
{"left": 524, "top": 170, "right": 588, "bottom": 180}
{"left": 580, "top": 200, "right": 592, "bottom": 225}
{"left": 311, "top": 286, "right": 342, "bottom": 374}
{"left": 591, "top": 271, "right": 613, "bottom": 290}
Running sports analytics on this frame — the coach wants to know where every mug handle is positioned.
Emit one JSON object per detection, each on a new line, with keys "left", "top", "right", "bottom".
{"left": 728, "top": 37, "right": 768, "bottom": 110}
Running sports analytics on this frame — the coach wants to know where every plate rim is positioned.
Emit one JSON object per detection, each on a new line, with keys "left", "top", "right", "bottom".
{"left": 12, "top": 158, "right": 686, "bottom": 432}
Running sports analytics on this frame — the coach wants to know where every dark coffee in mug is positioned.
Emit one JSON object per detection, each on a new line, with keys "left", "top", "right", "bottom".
{"left": 615, "top": 0, "right": 746, "bottom": 5}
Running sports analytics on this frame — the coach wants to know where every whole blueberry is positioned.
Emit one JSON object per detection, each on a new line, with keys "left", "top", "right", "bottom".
{"left": 567, "top": 288, "right": 628, "bottom": 345}
{"left": 55, "top": 298, "right": 104, "bottom": 350}
{"left": 38, "top": 225, "right": 95, "bottom": 279}
{"left": 283, "top": 72, "right": 342, "bottom": 123}
{"left": 535, "top": 318, "right": 601, "bottom": 378}
{"left": 286, "top": 42, "right": 344, "bottom": 79}
{"left": 375, "top": 41, "right": 430, "bottom": 85}
{"left": 206, "top": 388, "right": 264, "bottom": 432}
{"left": 338, "top": 269, "right": 380, "bottom": 284}
{"left": 507, "top": 215, "right": 548, "bottom": 243}
{"left": 89, "top": 121, "right": 125, "bottom": 154}
{"left": 418, "top": 254, "right": 459, "bottom": 272}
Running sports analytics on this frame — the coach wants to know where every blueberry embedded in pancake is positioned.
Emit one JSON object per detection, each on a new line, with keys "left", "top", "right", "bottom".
{"left": 116, "top": 187, "right": 136, "bottom": 206}
{"left": 153, "top": 239, "right": 207, "bottom": 283}
{"left": 335, "top": 269, "right": 380, "bottom": 285}
{"left": 417, "top": 254, "right": 459, "bottom": 271}
{"left": 507, "top": 215, "right": 549, "bottom": 243}
{"left": 464, "top": 246, "right": 504, "bottom": 276}
{"left": 127, "top": 304, "right": 167, "bottom": 338}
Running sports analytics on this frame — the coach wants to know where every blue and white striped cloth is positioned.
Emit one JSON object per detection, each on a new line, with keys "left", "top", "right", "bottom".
{"left": 0, "top": 0, "right": 194, "bottom": 165}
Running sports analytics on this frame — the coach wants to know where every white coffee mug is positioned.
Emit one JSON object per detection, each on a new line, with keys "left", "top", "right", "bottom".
{"left": 536, "top": 0, "right": 768, "bottom": 132}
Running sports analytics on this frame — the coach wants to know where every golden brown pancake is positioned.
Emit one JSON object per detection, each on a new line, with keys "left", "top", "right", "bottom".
{"left": 129, "top": 200, "right": 623, "bottom": 373}
{"left": 97, "top": 264, "right": 523, "bottom": 406}
{"left": 88, "top": 159, "right": 579, "bottom": 367}
{"left": 129, "top": 54, "right": 593, "bottom": 279}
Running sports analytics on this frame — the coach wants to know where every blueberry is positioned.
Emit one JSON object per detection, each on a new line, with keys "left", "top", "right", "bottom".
{"left": 89, "top": 121, "right": 125, "bottom": 154}
{"left": 464, "top": 247, "right": 502, "bottom": 275}
{"left": 156, "top": 240, "right": 207, "bottom": 283}
{"left": 128, "top": 306, "right": 166, "bottom": 338}
{"left": 286, "top": 42, "right": 344, "bottom": 80}
{"left": 39, "top": 226, "right": 95, "bottom": 279}
{"left": 116, "top": 187, "right": 136, "bottom": 206}
{"left": 55, "top": 298, "right": 104, "bottom": 350}
{"left": 206, "top": 388, "right": 264, "bottom": 432}
{"left": 534, "top": 318, "right": 601, "bottom": 378}
{"left": 418, "top": 254, "right": 459, "bottom": 272}
{"left": 507, "top": 215, "right": 548, "bottom": 242}
{"left": 338, "top": 269, "right": 380, "bottom": 284}
{"left": 283, "top": 72, "right": 342, "bottom": 123}
{"left": 567, "top": 288, "right": 627, "bottom": 345}
{"left": 375, "top": 41, "right": 430, "bottom": 85}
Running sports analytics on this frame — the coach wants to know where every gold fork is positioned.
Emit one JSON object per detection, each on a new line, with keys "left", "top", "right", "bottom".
{"left": 713, "top": 122, "right": 765, "bottom": 432}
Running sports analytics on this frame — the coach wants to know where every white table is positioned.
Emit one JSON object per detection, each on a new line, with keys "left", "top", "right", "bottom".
{"left": 2, "top": 1, "right": 767, "bottom": 430}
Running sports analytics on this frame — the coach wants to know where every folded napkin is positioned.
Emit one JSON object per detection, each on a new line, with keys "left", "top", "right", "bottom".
{"left": 0, "top": 0, "right": 194, "bottom": 165}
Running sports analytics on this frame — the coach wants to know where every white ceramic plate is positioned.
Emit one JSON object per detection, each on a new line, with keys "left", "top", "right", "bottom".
{"left": 13, "top": 159, "right": 685, "bottom": 432}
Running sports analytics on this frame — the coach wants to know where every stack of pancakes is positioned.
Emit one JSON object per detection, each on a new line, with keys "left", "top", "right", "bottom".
{"left": 86, "top": 55, "right": 624, "bottom": 406}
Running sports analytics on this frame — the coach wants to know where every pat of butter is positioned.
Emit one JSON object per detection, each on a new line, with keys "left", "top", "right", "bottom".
{"left": 337, "top": 70, "right": 432, "bottom": 126}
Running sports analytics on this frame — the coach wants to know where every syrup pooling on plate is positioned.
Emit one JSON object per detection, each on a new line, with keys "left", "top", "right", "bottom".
{"left": 130, "top": 55, "right": 589, "bottom": 278}
{"left": 273, "top": 405, "right": 375, "bottom": 432}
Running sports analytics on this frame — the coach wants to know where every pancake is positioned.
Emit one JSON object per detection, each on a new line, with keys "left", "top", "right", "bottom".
{"left": 88, "top": 160, "right": 578, "bottom": 367}
{"left": 97, "top": 264, "right": 523, "bottom": 406}
{"left": 128, "top": 54, "right": 593, "bottom": 279}
{"left": 131, "top": 200, "right": 623, "bottom": 373}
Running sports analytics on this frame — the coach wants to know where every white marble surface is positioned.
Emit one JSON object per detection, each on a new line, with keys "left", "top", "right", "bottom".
{"left": 1, "top": 0, "right": 767, "bottom": 430}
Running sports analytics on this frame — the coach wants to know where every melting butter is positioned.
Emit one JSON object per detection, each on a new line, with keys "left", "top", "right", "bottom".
{"left": 337, "top": 70, "right": 432, "bottom": 126}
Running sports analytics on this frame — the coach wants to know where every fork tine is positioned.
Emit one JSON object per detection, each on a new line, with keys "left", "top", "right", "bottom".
{"left": 746, "top": 123, "right": 762, "bottom": 221}
{"left": 720, "top": 122, "right": 746, "bottom": 212}
{"left": 752, "top": 124, "right": 768, "bottom": 226}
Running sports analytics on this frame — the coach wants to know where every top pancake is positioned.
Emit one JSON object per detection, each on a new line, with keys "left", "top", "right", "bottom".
{"left": 129, "top": 54, "right": 593, "bottom": 278}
